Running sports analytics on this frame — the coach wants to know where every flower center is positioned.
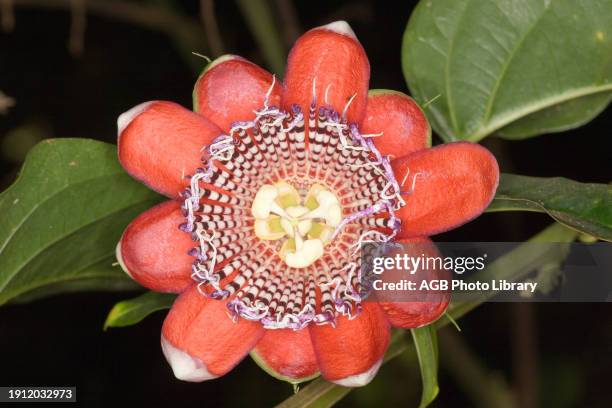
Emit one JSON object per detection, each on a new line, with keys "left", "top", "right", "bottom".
{"left": 251, "top": 181, "right": 341, "bottom": 268}
{"left": 179, "top": 81, "right": 405, "bottom": 329}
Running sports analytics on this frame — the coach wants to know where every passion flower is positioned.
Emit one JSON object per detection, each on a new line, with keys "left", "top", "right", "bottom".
{"left": 115, "top": 21, "right": 499, "bottom": 386}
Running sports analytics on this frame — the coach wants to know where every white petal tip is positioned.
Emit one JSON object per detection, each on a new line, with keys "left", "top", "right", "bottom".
{"left": 115, "top": 241, "right": 134, "bottom": 281}
{"left": 330, "top": 359, "right": 382, "bottom": 387}
{"left": 320, "top": 21, "right": 356, "bottom": 39}
{"left": 161, "top": 336, "right": 218, "bottom": 382}
{"left": 205, "top": 54, "right": 242, "bottom": 72}
{"left": 117, "top": 101, "right": 154, "bottom": 137}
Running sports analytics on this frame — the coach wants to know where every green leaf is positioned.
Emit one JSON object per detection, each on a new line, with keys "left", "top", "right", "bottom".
{"left": 402, "top": 0, "right": 612, "bottom": 142}
{"left": 0, "top": 138, "right": 163, "bottom": 305}
{"left": 496, "top": 92, "right": 612, "bottom": 140}
{"left": 411, "top": 326, "right": 439, "bottom": 408}
{"left": 104, "top": 292, "right": 176, "bottom": 330}
{"left": 276, "top": 223, "right": 578, "bottom": 408}
{"left": 10, "top": 256, "right": 141, "bottom": 304}
{"left": 488, "top": 174, "right": 612, "bottom": 241}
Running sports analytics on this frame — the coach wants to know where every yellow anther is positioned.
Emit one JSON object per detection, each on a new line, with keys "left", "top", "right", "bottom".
{"left": 275, "top": 181, "right": 301, "bottom": 208}
{"left": 302, "top": 190, "right": 342, "bottom": 227}
{"left": 254, "top": 217, "right": 286, "bottom": 240}
{"left": 308, "top": 222, "right": 334, "bottom": 243}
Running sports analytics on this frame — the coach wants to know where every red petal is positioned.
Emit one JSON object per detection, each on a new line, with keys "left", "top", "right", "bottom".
{"left": 161, "top": 286, "right": 264, "bottom": 381}
{"left": 282, "top": 21, "right": 369, "bottom": 123}
{"left": 309, "top": 302, "right": 390, "bottom": 386}
{"left": 117, "top": 201, "right": 194, "bottom": 293}
{"left": 392, "top": 142, "right": 499, "bottom": 237}
{"left": 377, "top": 237, "right": 450, "bottom": 328}
{"left": 118, "top": 101, "right": 222, "bottom": 197}
{"left": 362, "top": 90, "right": 430, "bottom": 158}
{"left": 193, "top": 55, "right": 282, "bottom": 132}
{"left": 251, "top": 328, "right": 319, "bottom": 383}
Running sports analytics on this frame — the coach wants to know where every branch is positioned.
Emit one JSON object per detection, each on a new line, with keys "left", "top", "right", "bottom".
{"left": 512, "top": 303, "right": 538, "bottom": 408}
{"left": 200, "top": 0, "right": 224, "bottom": 57}
{"left": 68, "top": 0, "right": 85, "bottom": 56}
{"left": 11, "top": 0, "right": 208, "bottom": 72}
{"left": 1, "top": 0, "right": 15, "bottom": 31}
{"left": 235, "top": 0, "right": 286, "bottom": 75}
{"left": 0, "top": 90, "right": 15, "bottom": 114}
{"left": 439, "top": 329, "right": 517, "bottom": 408}
{"left": 274, "top": 0, "right": 300, "bottom": 46}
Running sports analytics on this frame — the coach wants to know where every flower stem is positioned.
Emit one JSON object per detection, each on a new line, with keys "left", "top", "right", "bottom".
{"left": 275, "top": 222, "right": 578, "bottom": 408}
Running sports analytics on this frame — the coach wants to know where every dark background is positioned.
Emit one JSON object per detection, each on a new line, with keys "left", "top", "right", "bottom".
{"left": 0, "top": 1, "right": 611, "bottom": 407}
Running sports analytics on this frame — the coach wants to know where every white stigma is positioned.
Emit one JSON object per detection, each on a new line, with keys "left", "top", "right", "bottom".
{"left": 251, "top": 182, "right": 342, "bottom": 268}
{"left": 284, "top": 239, "right": 324, "bottom": 269}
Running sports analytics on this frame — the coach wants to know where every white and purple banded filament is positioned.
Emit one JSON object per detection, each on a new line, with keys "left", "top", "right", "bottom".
{"left": 178, "top": 83, "right": 404, "bottom": 330}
